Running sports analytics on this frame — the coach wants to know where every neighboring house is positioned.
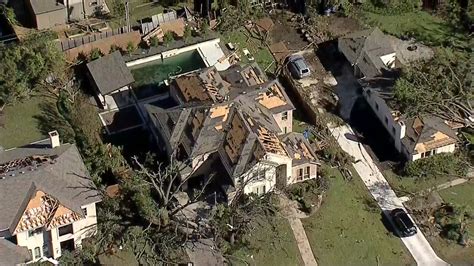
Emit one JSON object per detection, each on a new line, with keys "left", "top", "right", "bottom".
{"left": 86, "top": 51, "right": 136, "bottom": 110}
{"left": 27, "top": 0, "right": 107, "bottom": 29}
{"left": 362, "top": 79, "right": 458, "bottom": 161}
{"left": 280, "top": 132, "right": 320, "bottom": 186}
{"left": 146, "top": 63, "right": 318, "bottom": 199}
{"left": 0, "top": 131, "right": 101, "bottom": 264}
{"left": 27, "top": 0, "right": 67, "bottom": 30}
{"left": 0, "top": 238, "right": 31, "bottom": 265}
{"left": 338, "top": 28, "right": 396, "bottom": 78}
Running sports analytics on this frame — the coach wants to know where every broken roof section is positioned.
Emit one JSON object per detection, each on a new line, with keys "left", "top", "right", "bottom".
{"left": 86, "top": 51, "right": 135, "bottom": 95}
{"left": 254, "top": 80, "right": 295, "bottom": 114}
{"left": 173, "top": 63, "right": 271, "bottom": 104}
{"left": 280, "top": 133, "right": 319, "bottom": 167}
{"left": 402, "top": 115, "right": 458, "bottom": 155}
{"left": 148, "top": 63, "right": 295, "bottom": 180}
{"left": 219, "top": 105, "right": 287, "bottom": 179}
{"left": 339, "top": 27, "right": 395, "bottom": 78}
{"left": 0, "top": 140, "right": 101, "bottom": 235}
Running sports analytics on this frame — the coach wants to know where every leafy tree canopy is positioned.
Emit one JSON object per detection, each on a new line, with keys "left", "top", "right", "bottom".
{"left": 393, "top": 52, "right": 473, "bottom": 126}
{"left": 0, "top": 31, "right": 65, "bottom": 105}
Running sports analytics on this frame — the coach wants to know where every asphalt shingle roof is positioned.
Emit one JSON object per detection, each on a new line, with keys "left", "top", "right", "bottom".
{"left": 87, "top": 51, "right": 135, "bottom": 95}
{"left": 29, "top": 0, "right": 66, "bottom": 15}
{"left": 0, "top": 141, "right": 101, "bottom": 234}
{"left": 0, "top": 238, "right": 31, "bottom": 265}
{"left": 339, "top": 28, "right": 395, "bottom": 78}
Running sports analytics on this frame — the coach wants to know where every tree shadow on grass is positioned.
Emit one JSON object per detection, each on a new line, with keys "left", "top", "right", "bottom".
{"left": 33, "top": 101, "right": 75, "bottom": 143}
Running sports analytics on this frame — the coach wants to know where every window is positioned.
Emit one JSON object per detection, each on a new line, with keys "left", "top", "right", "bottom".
{"left": 297, "top": 168, "right": 303, "bottom": 181}
{"left": 58, "top": 224, "right": 73, "bottom": 236}
{"left": 392, "top": 126, "right": 396, "bottom": 135}
{"left": 254, "top": 169, "right": 265, "bottom": 181}
{"left": 82, "top": 207, "right": 88, "bottom": 217}
{"left": 375, "top": 103, "right": 379, "bottom": 110}
{"left": 385, "top": 117, "right": 389, "bottom": 125}
{"left": 34, "top": 247, "right": 41, "bottom": 259}
{"left": 282, "top": 112, "right": 288, "bottom": 121}
{"left": 304, "top": 166, "right": 310, "bottom": 179}
{"left": 284, "top": 127, "right": 287, "bottom": 134}
{"left": 28, "top": 228, "right": 42, "bottom": 238}
{"left": 421, "top": 150, "right": 434, "bottom": 158}
{"left": 252, "top": 185, "right": 266, "bottom": 195}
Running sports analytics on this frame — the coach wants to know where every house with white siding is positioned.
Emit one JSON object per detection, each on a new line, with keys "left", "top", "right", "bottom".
{"left": 145, "top": 63, "right": 319, "bottom": 199}
{"left": 362, "top": 79, "right": 458, "bottom": 161}
{"left": 0, "top": 131, "right": 101, "bottom": 264}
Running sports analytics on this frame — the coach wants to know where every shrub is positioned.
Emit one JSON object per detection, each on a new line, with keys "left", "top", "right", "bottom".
{"left": 286, "top": 177, "right": 329, "bottom": 213}
{"left": 126, "top": 41, "right": 135, "bottom": 55}
{"left": 149, "top": 36, "right": 159, "bottom": 47}
{"left": 90, "top": 48, "right": 103, "bottom": 60}
{"left": 163, "top": 31, "right": 174, "bottom": 47}
{"left": 403, "top": 153, "right": 469, "bottom": 180}
{"left": 183, "top": 25, "right": 192, "bottom": 43}
{"left": 434, "top": 204, "right": 472, "bottom": 245}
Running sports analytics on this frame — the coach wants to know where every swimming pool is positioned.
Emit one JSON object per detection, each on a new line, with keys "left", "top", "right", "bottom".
{"left": 129, "top": 50, "right": 206, "bottom": 99}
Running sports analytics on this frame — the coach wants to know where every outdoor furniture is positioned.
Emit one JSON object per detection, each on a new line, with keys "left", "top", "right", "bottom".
{"left": 226, "top": 42, "right": 235, "bottom": 50}
{"left": 242, "top": 48, "right": 254, "bottom": 61}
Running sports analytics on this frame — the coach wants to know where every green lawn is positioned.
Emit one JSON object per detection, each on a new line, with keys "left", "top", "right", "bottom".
{"left": 105, "top": 0, "right": 189, "bottom": 29}
{"left": 428, "top": 182, "right": 474, "bottom": 264}
{"left": 220, "top": 28, "right": 276, "bottom": 73}
{"left": 302, "top": 168, "right": 414, "bottom": 266}
{"left": 383, "top": 170, "right": 457, "bottom": 196}
{"left": 0, "top": 95, "right": 48, "bottom": 149}
{"left": 231, "top": 216, "right": 304, "bottom": 266}
{"left": 361, "top": 10, "right": 469, "bottom": 48}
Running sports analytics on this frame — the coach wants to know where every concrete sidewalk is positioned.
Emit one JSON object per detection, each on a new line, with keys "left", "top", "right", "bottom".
{"left": 330, "top": 124, "right": 448, "bottom": 266}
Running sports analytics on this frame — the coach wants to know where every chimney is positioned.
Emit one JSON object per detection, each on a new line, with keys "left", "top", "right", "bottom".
{"left": 399, "top": 121, "right": 406, "bottom": 139}
{"left": 48, "top": 130, "right": 60, "bottom": 148}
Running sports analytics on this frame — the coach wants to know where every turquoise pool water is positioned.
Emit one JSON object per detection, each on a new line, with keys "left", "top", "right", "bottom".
{"left": 130, "top": 50, "right": 206, "bottom": 99}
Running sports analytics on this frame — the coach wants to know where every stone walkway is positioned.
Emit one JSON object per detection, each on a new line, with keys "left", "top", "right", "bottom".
{"left": 435, "top": 178, "right": 469, "bottom": 190}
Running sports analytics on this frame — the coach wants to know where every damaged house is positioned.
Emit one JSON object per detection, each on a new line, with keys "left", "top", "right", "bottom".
{"left": 145, "top": 63, "right": 319, "bottom": 199}
{"left": 361, "top": 78, "right": 459, "bottom": 161}
{"left": 0, "top": 131, "right": 101, "bottom": 264}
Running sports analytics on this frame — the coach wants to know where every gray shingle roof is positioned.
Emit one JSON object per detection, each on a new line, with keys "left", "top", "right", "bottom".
{"left": 339, "top": 28, "right": 395, "bottom": 78}
{"left": 401, "top": 115, "right": 458, "bottom": 154}
{"left": 0, "top": 238, "right": 31, "bottom": 265}
{"left": 0, "top": 141, "right": 101, "bottom": 234}
{"left": 29, "top": 0, "right": 66, "bottom": 15}
{"left": 87, "top": 51, "right": 135, "bottom": 95}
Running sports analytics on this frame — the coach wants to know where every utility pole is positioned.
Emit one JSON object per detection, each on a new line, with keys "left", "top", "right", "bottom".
{"left": 125, "top": 0, "right": 131, "bottom": 32}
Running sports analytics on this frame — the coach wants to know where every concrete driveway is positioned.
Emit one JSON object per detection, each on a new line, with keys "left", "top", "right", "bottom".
{"left": 330, "top": 124, "right": 448, "bottom": 266}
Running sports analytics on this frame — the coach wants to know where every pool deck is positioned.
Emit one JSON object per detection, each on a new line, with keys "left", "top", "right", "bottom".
{"left": 126, "top": 38, "right": 230, "bottom": 71}
{"left": 197, "top": 40, "right": 231, "bottom": 71}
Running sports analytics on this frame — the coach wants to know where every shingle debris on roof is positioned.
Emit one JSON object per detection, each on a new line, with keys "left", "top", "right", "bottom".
{"left": 0, "top": 140, "right": 101, "bottom": 234}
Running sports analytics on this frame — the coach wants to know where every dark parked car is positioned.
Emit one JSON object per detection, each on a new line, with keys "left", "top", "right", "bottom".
{"left": 287, "top": 55, "right": 311, "bottom": 79}
{"left": 391, "top": 208, "right": 417, "bottom": 237}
